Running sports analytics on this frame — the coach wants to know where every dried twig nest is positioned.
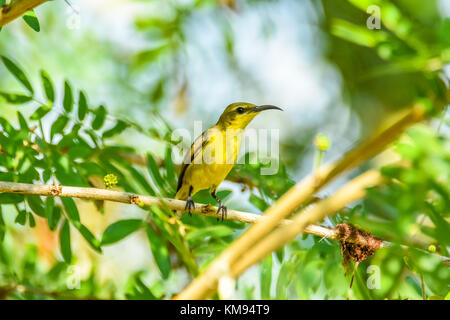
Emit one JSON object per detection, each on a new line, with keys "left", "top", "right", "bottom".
{"left": 336, "top": 223, "right": 383, "bottom": 287}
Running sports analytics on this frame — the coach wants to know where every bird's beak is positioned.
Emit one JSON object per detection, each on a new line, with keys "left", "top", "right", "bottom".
{"left": 253, "top": 105, "right": 283, "bottom": 112}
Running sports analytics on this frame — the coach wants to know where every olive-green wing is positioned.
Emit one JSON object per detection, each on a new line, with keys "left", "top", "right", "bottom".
{"left": 176, "top": 130, "right": 215, "bottom": 192}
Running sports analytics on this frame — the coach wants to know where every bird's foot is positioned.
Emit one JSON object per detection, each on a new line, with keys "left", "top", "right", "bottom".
{"left": 185, "top": 196, "right": 195, "bottom": 216}
{"left": 216, "top": 204, "right": 227, "bottom": 222}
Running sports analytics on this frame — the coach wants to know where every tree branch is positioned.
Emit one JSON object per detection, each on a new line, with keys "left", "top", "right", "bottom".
{"left": 174, "top": 104, "right": 430, "bottom": 300}
{"left": 0, "top": 180, "right": 334, "bottom": 238}
{"left": 0, "top": 0, "right": 49, "bottom": 27}
{"left": 3, "top": 179, "right": 446, "bottom": 262}
{"left": 176, "top": 166, "right": 450, "bottom": 299}
{"left": 230, "top": 170, "right": 384, "bottom": 277}
{"left": 1, "top": 176, "right": 447, "bottom": 296}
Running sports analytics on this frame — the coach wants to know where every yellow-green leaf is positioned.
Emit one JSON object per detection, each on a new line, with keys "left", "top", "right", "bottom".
{"left": 22, "top": 10, "right": 40, "bottom": 32}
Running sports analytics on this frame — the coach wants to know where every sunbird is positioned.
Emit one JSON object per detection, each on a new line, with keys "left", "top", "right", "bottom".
{"left": 175, "top": 102, "right": 283, "bottom": 220}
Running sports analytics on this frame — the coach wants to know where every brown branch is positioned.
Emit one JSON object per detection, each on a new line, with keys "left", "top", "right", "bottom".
{"left": 0, "top": 178, "right": 448, "bottom": 295}
{"left": 0, "top": 0, "right": 49, "bottom": 27}
{"left": 0, "top": 180, "right": 333, "bottom": 238}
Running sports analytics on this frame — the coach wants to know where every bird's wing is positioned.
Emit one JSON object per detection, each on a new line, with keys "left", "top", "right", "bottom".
{"left": 176, "top": 129, "right": 215, "bottom": 192}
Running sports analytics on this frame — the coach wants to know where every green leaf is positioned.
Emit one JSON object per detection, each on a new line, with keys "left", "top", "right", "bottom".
{"left": 61, "top": 197, "right": 80, "bottom": 224}
{"left": 125, "top": 272, "right": 157, "bottom": 300}
{"left": 122, "top": 163, "right": 155, "bottom": 196}
{"left": 0, "top": 172, "right": 13, "bottom": 182}
{"left": 275, "top": 247, "right": 284, "bottom": 264}
{"left": 17, "top": 111, "right": 29, "bottom": 132}
{"left": 77, "top": 224, "right": 102, "bottom": 253}
{"left": 260, "top": 255, "right": 272, "bottom": 300}
{"left": 60, "top": 220, "right": 72, "bottom": 263}
{"left": 40, "top": 70, "right": 54, "bottom": 102}
{"left": 63, "top": 81, "right": 73, "bottom": 112}
{"left": 67, "top": 141, "right": 94, "bottom": 161}
{"left": 0, "top": 193, "right": 24, "bottom": 204}
{"left": 151, "top": 78, "right": 165, "bottom": 103}
{"left": 30, "top": 105, "right": 52, "bottom": 120}
{"left": 331, "top": 18, "right": 388, "bottom": 48}
{"left": 164, "top": 147, "right": 175, "bottom": 183}
{"left": 49, "top": 206, "right": 62, "bottom": 231}
{"left": 20, "top": 167, "right": 40, "bottom": 183}
{"left": 425, "top": 203, "right": 450, "bottom": 246}
{"left": 1, "top": 56, "right": 34, "bottom": 94}
{"left": 28, "top": 212, "right": 36, "bottom": 227}
{"left": 186, "top": 225, "right": 234, "bottom": 247}
{"left": 42, "top": 168, "right": 52, "bottom": 182}
{"left": 26, "top": 195, "right": 46, "bottom": 218}
{"left": 0, "top": 117, "right": 14, "bottom": 133}
{"left": 145, "top": 225, "right": 171, "bottom": 279}
{"left": 0, "top": 92, "right": 32, "bottom": 104}
{"left": 50, "top": 115, "right": 69, "bottom": 140}
{"left": 102, "top": 120, "right": 128, "bottom": 138}
{"left": 45, "top": 197, "right": 56, "bottom": 230}
{"left": 15, "top": 210, "right": 27, "bottom": 226}
{"left": 323, "top": 259, "right": 347, "bottom": 297}
{"left": 101, "top": 219, "right": 143, "bottom": 245}
{"left": 22, "top": 10, "right": 40, "bottom": 32}
{"left": 92, "top": 105, "right": 106, "bottom": 130}
{"left": 147, "top": 153, "right": 165, "bottom": 189}
{"left": 78, "top": 161, "right": 105, "bottom": 176}
{"left": 275, "top": 252, "right": 303, "bottom": 299}
{"left": 249, "top": 194, "right": 269, "bottom": 211}
{"left": 78, "top": 91, "right": 88, "bottom": 120}
{"left": 0, "top": 206, "right": 6, "bottom": 242}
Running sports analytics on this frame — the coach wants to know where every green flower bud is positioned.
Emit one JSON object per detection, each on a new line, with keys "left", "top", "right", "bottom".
{"left": 104, "top": 173, "right": 118, "bottom": 189}
{"left": 314, "top": 134, "right": 331, "bottom": 152}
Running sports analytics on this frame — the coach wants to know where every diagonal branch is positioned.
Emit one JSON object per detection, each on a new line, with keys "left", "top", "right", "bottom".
{"left": 0, "top": 0, "right": 49, "bottom": 27}
{"left": 176, "top": 167, "right": 450, "bottom": 299}
{"left": 231, "top": 170, "right": 384, "bottom": 276}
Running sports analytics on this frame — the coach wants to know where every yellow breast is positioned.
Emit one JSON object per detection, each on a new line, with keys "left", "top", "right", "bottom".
{"left": 186, "top": 127, "right": 243, "bottom": 193}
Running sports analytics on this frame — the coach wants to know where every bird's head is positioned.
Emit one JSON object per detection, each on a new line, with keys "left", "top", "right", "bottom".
{"left": 216, "top": 102, "right": 283, "bottom": 129}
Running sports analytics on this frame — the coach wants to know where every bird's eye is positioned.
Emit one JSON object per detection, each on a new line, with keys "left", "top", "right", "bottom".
{"left": 236, "top": 107, "right": 245, "bottom": 114}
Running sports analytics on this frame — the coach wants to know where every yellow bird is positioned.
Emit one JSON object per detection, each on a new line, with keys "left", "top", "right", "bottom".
{"left": 175, "top": 102, "right": 283, "bottom": 220}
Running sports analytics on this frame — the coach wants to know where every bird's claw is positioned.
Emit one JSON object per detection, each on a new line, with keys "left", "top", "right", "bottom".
{"left": 216, "top": 204, "right": 227, "bottom": 222}
{"left": 185, "top": 197, "right": 195, "bottom": 216}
